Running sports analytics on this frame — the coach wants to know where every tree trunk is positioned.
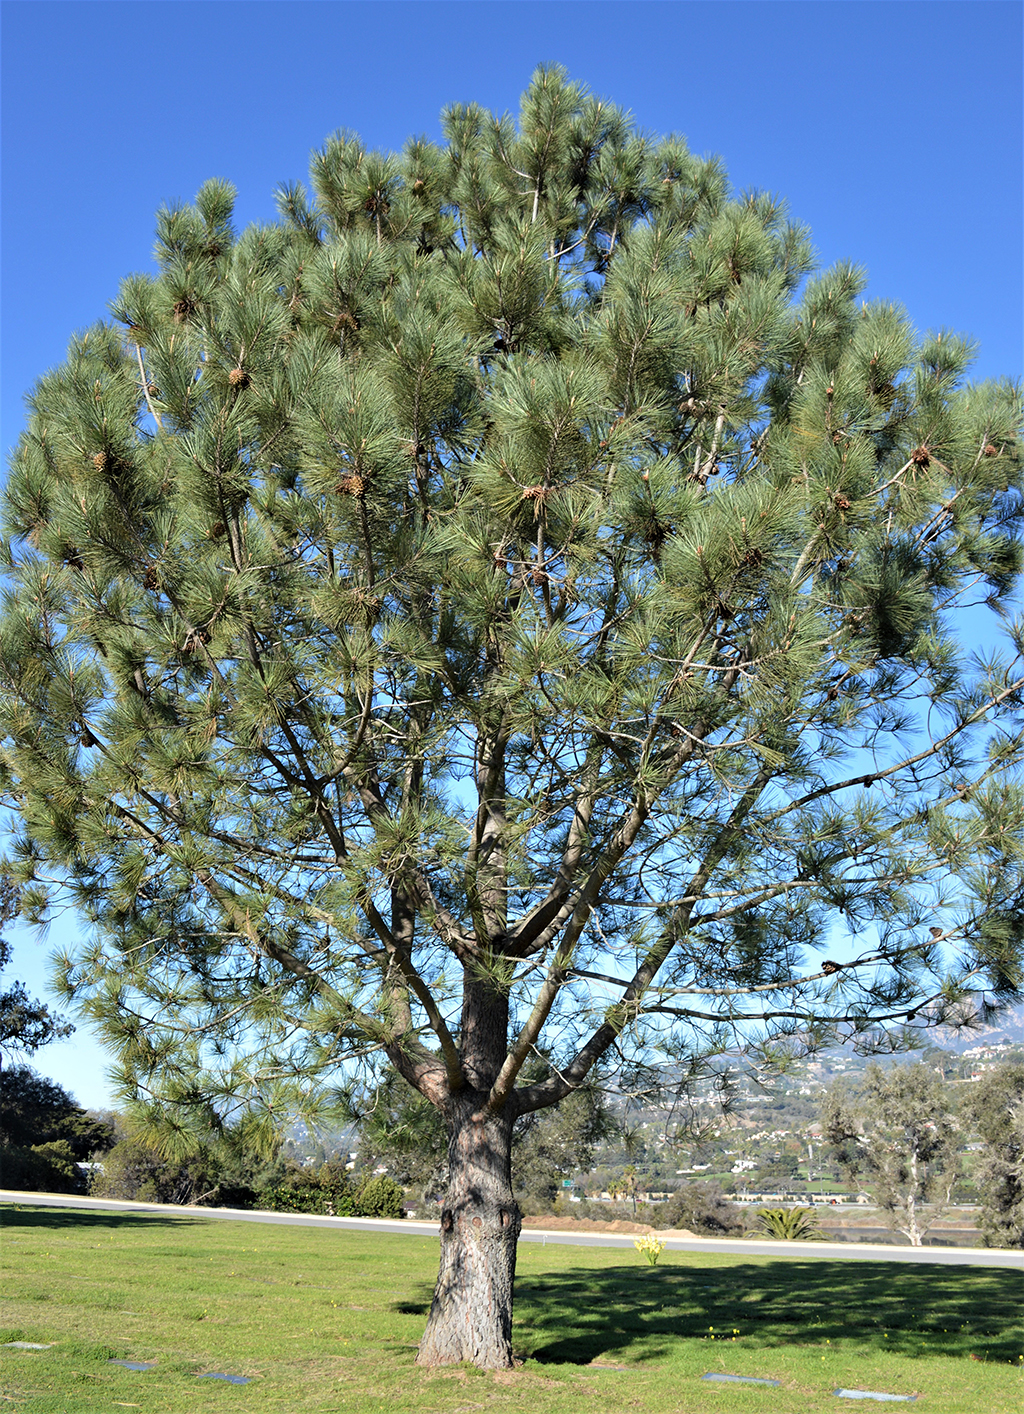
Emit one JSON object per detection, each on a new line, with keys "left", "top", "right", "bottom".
{"left": 416, "top": 1094, "right": 522, "bottom": 1369}
{"left": 905, "top": 1154, "right": 923, "bottom": 1246}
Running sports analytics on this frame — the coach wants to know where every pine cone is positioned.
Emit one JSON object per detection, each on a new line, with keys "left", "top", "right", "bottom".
{"left": 209, "top": 521, "right": 226, "bottom": 540}
{"left": 92, "top": 451, "right": 108, "bottom": 472}
{"left": 822, "top": 960, "right": 841, "bottom": 975}
{"left": 643, "top": 521, "right": 671, "bottom": 552}
{"left": 336, "top": 473, "right": 367, "bottom": 497}
{"left": 181, "top": 628, "right": 211, "bottom": 655}
{"left": 521, "top": 485, "right": 551, "bottom": 518}
{"left": 228, "top": 367, "right": 249, "bottom": 388}
{"left": 983, "top": 444, "right": 999, "bottom": 457}
{"left": 910, "top": 445, "right": 931, "bottom": 468}
{"left": 143, "top": 567, "right": 159, "bottom": 591}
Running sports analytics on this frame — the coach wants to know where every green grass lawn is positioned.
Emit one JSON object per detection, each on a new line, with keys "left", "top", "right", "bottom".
{"left": 1, "top": 1203, "right": 1020, "bottom": 1413}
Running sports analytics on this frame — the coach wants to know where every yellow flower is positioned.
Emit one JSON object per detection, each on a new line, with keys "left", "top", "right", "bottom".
{"left": 633, "top": 1234, "right": 665, "bottom": 1266}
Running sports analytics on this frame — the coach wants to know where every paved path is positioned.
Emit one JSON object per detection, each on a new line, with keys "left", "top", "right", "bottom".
{"left": 4, "top": 1190, "right": 1020, "bottom": 1269}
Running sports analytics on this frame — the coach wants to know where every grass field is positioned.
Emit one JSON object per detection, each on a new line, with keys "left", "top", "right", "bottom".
{"left": 1, "top": 1203, "right": 1021, "bottom": 1413}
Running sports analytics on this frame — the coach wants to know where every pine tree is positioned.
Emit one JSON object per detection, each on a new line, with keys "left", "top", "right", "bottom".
{"left": 0, "top": 880, "right": 74, "bottom": 1057}
{"left": 1, "top": 67, "right": 1023, "bottom": 1365}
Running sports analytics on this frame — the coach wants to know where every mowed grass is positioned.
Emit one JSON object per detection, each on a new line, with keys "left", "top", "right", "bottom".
{"left": 1, "top": 1204, "right": 1021, "bottom": 1414}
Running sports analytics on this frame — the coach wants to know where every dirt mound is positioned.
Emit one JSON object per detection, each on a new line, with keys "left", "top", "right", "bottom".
{"left": 521, "top": 1215, "right": 657, "bottom": 1234}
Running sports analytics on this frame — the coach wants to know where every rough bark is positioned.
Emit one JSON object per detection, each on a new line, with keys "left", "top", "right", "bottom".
{"left": 416, "top": 1092, "right": 522, "bottom": 1369}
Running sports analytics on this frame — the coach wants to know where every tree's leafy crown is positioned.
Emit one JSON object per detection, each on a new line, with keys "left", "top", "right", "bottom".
{"left": 2, "top": 67, "right": 1022, "bottom": 1146}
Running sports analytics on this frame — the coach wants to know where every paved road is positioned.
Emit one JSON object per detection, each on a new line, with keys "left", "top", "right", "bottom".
{"left": 3, "top": 1190, "right": 1020, "bottom": 1269}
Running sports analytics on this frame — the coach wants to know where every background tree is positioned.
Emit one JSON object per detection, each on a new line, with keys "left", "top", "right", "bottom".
{"left": 754, "top": 1152, "right": 800, "bottom": 1188}
{"left": 1, "top": 67, "right": 1022, "bottom": 1366}
{"left": 511, "top": 1072, "right": 610, "bottom": 1209}
{"left": 0, "top": 1064, "right": 113, "bottom": 1192}
{"left": 356, "top": 1067, "right": 450, "bottom": 1198}
{"left": 621, "top": 1162, "right": 642, "bottom": 1215}
{"left": 821, "top": 1062, "right": 961, "bottom": 1245}
{"left": 964, "top": 1062, "right": 1024, "bottom": 1248}
{"left": 357, "top": 1062, "right": 610, "bottom": 1209}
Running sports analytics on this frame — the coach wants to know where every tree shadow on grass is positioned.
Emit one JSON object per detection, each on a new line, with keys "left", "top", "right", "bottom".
{"left": 505, "top": 1259, "right": 1022, "bottom": 1366}
{"left": 1, "top": 1205, "right": 197, "bottom": 1233}
{"left": 394, "top": 1298, "right": 432, "bottom": 1316}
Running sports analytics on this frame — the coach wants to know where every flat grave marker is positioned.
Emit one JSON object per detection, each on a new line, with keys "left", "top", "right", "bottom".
{"left": 702, "top": 1372, "right": 782, "bottom": 1386}
{"left": 834, "top": 1389, "right": 918, "bottom": 1403}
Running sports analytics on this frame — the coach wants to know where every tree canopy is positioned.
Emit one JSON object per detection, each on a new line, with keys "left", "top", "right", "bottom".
{"left": 821, "top": 1061, "right": 961, "bottom": 1245}
{"left": 1, "top": 66, "right": 1022, "bottom": 1364}
{"left": 965, "top": 1061, "right": 1024, "bottom": 1248}
{"left": 0, "top": 1063, "right": 113, "bottom": 1193}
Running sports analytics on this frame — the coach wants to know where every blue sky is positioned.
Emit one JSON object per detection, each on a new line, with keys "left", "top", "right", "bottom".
{"left": 1, "top": 0, "right": 1021, "bottom": 1110}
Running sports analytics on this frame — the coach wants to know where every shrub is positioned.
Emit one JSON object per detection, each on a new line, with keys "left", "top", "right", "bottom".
{"left": 204, "top": 1183, "right": 259, "bottom": 1210}
{"left": 655, "top": 1182, "right": 743, "bottom": 1236}
{"left": 257, "top": 1184, "right": 358, "bottom": 1216}
{"left": 752, "top": 1206, "right": 822, "bottom": 1240}
{"left": 255, "top": 1164, "right": 405, "bottom": 1218}
{"left": 90, "top": 1138, "right": 218, "bottom": 1205}
{"left": 353, "top": 1174, "right": 405, "bottom": 1219}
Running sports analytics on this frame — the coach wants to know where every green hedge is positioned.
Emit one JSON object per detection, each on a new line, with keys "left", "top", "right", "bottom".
{"left": 256, "top": 1171, "right": 405, "bottom": 1219}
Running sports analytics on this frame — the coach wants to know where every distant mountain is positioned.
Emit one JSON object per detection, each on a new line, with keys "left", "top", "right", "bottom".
{"left": 930, "top": 1001, "right": 1024, "bottom": 1053}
